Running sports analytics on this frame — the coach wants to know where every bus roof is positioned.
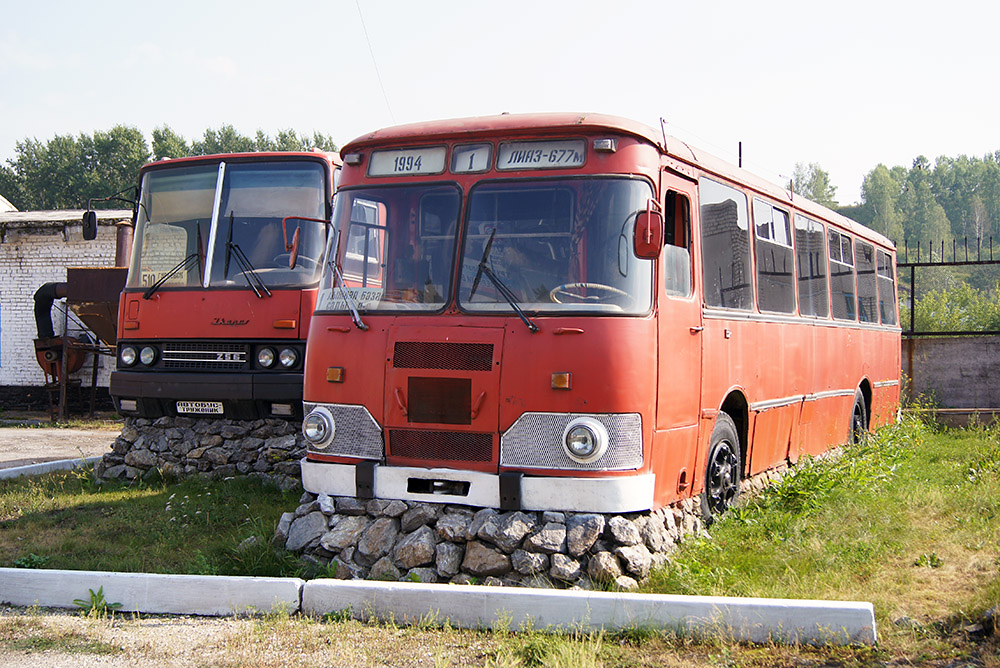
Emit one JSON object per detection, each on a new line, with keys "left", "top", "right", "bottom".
{"left": 140, "top": 150, "right": 342, "bottom": 174}
{"left": 342, "top": 112, "right": 893, "bottom": 251}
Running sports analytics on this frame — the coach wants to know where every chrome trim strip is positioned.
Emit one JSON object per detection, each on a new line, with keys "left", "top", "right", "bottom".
{"left": 874, "top": 379, "right": 900, "bottom": 388}
{"left": 749, "top": 395, "right": 806, "bottom": 412}
{"left": 702, "top": 307, "right": 901, "bottom": 333}
{"left": 805, "top": 389, "right": 857, "bottom": 402}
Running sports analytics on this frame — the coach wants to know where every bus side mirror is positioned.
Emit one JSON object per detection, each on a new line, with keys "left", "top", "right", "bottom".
{"left": 81, "top": 211, "right": 98, "bottom": 241}
{"left": 634, "top": 210, "right": 663, "bottom": 259}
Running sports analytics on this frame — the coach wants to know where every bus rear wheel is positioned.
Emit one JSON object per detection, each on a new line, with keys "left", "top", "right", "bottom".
{"left": 850, "top": 390, "right": 868, "bottom": 445}
{"left": 700, "top": 413, "right": 741, "bottom": 521}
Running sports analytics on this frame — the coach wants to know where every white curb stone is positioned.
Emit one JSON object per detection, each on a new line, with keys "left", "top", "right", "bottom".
{"left": 0, "top": 456, "right": 101, "bottom": 480}
{"left": 0, "top": 568, "right": 303, "bottom": 616}
{"left": 302, "top": 580, "right": 877, "bottom": 645}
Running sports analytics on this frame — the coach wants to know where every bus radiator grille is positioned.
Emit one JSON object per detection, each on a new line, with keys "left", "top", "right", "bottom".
{"left": 392, "top": 342, "right": 494, "bottom": 371}
{"left": 161, "top": 342, "right": 248, "bottom": 370}
{"left": 501, "top": 413, "right": 643, "bottom": 470}
{"left": 388, "top": 429, "right": 493, "bottom": 463}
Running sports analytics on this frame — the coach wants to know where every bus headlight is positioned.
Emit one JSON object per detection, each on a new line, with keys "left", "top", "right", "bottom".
{"left": 257, "top": 347, "right": 276, "bottom": 368}
{"left": 303, "top": 407, "right": 335, "bottom": 448}
{"left": 279, "top": 348, "right": 298, "bottom": 368}
{"left": 139, "top": 346, "right": 157, "bottom": 366}
{"left": 119, "top": 345, "right": 137, "bottom": 367}
{"left": 562, "top": 417, "right": 609, "bottom": 463}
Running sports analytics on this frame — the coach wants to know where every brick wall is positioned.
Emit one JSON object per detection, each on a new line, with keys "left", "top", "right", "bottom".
{"left": 0, "top": 211, "right": 130, "bottom": 395}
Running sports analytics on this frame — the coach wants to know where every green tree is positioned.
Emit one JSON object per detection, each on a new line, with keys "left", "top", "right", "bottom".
{"left": 151, "top": 125, "right": 190, "bottom": 160}
{"left": 792, "top": 162, "right": 838, "bottom": 208}
{"left": 190, "top": 125, "right": 257, "bottom": 155}
{"left": 900, "top": 156, "right": 952, "bottom": 252}
{"left": 860, "top": 164, "right": 905, "bottom": 244}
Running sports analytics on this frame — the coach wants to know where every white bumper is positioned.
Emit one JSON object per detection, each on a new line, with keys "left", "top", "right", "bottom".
{"left": 300, "top": 459, "right": 655, "bottom": 513}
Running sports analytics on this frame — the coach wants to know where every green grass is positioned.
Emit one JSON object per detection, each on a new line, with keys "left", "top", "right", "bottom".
{"left": 645, "top": 414, "right": 1000, "bottom": 661}
{"left": 0, "top": 469, "right": 302, "bottom": 577}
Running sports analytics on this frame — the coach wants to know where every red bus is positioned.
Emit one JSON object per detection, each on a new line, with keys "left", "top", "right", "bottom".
{"left": 299, "top": 114, "right": 900, "bottom": 516}
{"left": 111, "top": 151, "right": 340, "bottom": 420}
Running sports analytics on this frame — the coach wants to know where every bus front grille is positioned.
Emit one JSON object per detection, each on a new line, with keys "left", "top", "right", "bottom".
{"left": 162, "top": 342, "right": 248, "bottom": 370}
{"left": 392, "top": 342, "right": 493, "bottom": 371}
{"left": 388, "top": 429, "right": 493, "bottom": 463}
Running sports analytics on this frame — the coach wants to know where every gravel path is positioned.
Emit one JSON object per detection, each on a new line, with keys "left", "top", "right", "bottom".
{"left": 0, "top": 428, "right": 116, "bottom": 470}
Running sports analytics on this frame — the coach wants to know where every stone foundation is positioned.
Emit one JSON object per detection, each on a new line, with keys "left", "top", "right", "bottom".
{"left": 94, "top": 416, "right": 305, "bottom": 490}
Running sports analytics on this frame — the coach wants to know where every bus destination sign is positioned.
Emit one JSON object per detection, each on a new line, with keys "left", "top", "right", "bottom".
{"left": 369, "top": 147, "right": 447, "bottom": 177}
{"left": 496, "top": 140, "right": 586, "bottom": 171}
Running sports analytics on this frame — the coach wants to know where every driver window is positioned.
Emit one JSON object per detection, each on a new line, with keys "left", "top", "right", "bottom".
{"left": 663, "top": 190, "right": 692, "bottom": 297}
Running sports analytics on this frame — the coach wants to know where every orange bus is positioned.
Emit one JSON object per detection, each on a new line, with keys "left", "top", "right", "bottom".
{"left": 111, "top": 151, "right": 340, "bottom": 420}
{"left": 300, "top": 114, "right": 900, "bottom": 516}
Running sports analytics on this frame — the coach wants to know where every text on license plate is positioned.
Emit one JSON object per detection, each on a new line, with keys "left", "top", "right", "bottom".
{"left": 176, "top": 401, "right": 224, "bottom": 414}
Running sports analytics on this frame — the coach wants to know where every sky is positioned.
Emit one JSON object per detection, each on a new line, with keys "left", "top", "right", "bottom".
{"left": 1, "top": 0, "right": 998, "bottom": 205}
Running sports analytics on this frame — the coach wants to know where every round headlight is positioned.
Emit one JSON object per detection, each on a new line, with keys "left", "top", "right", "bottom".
{"left": 257, "top": 347, "right": 276, "bottom": 368}
{"left": 302, "top": 407, "right": 335, "bottom": 447}
{"left": 119, "top": 345, "right": 137, "bottom": 367}
{"left": 139, "top": 346, "right": 157, "bottom": 366}
{"left": 279, "top": 347, "right": 298, "bottom": 368}
{"left": 562, "top": 417, "right": 609, "bottom": 464}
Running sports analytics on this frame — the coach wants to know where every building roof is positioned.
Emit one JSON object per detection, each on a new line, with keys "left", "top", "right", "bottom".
{"left": 0, "top": 194, "right": 15, "bottom": 213}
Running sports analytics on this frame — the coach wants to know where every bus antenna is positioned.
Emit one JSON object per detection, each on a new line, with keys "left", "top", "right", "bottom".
{"left": 659, "top": 117, "right": 668, "bottom": 153}
{"left": 738, "top": 142, "right": 742, "bottom": 168}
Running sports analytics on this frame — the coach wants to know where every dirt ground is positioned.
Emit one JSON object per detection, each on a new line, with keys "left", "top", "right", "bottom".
{"left": 0, "top": 416, "right": 119, "bottom": 470}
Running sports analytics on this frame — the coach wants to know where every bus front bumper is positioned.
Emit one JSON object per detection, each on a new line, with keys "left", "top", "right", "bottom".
{"left": 300, "top": 459, "right": 655, "bottom": 513}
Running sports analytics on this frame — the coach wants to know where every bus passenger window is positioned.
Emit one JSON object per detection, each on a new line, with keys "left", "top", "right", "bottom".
{"left": 752, "top": 199, "right": 795, "bottom": 313}
{"left": 699, "top": 178, "right": 752, "bottom": 310}
{"left": 794, "top": 215, "right": 829, "bottom": 317}
{"left": 855, "top": 240, "right": 877, "bottom": 323}
{"left": 828, "top": 229, "right": 857, "bottom": 321}
{"left": 876, "top": 250, "right": 898, "bottom": 325}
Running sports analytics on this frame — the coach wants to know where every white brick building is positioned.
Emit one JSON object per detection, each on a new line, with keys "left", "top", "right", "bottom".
{"left": 0, "top": 209, "right": 131, "bottom": 408}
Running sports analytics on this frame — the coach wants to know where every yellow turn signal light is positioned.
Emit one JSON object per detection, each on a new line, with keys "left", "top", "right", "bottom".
{"left": 551, "top": 372, "right": 572, "bottom": 390}
{"left": 326, "top": 367, "right": 345, "bottom": 383}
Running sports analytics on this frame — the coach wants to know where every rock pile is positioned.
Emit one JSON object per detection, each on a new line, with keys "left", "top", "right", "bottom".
{"left": 94, "top": 416, "right": 305, "bottom": 490}
{"left": 276, "top": 493, "right": 711, "bottom": 589}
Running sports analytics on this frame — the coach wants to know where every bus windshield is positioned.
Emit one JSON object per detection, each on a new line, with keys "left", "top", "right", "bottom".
{"left": 460, "top": 178, "right": 653, "bottom": 315}
{"left": 126, "top": 161, "right": 328, "bottom": 291}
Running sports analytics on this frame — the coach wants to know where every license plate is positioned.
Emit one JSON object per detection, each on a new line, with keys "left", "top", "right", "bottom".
{"left": 176, "top": 401, "right": 224, "bottom": 415}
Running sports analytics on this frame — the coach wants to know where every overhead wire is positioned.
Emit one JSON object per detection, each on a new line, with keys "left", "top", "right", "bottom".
{"left": 355, "top": 0, "right": 396, "bottom": 124}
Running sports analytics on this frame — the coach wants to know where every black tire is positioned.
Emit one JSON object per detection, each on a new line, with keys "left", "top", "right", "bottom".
{"left": 700, "top": 413, "right": 742, "bottom": 521}
{"left": 849, "top": 390, "right": 868, "bottom": 445}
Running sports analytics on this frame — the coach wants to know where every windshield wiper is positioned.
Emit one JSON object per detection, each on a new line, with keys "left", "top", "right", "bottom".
{"left": 468, "top": 228, "right": 539, "bottom": 333}
{"left": 143, "top": 253, "right": 200, "bottom": 300}
{"left": 328, "top": 233, "right": 368, "bottom": 331}
{"left": 143, "top": 224, "right": 205, "bottom": 300}
{"left": 224, "top": 211, "right": 271, "bottom": 299}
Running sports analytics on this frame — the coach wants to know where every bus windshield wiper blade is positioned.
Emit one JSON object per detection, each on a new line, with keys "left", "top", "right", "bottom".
{"left": 226, "top": 242, "right": 271, "bottom": 299}
{"left": 328, "top": 257, "right": 369, "bottom": 331}
{"left": 476, "top": 264, "right": 539, "bottom": 333}
{"left": 143, "top": 253, "right": 200, "bottom": 300}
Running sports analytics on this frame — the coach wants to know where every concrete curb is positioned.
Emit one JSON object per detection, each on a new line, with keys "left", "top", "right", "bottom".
{"left": 302, "top": 580, "right": 877, "bottom": 645}
{"left": 0, "top": 456, "right": 101, "bottom": 480}
{"left": 0, "top": 568, "right": 303, "bottom": 616}
{"left": 0, "top": 568, "right": 876, "bottom": 644}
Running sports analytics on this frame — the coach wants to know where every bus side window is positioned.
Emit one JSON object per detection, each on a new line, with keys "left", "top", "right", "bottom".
{"left": 664, "top": 190, "right": 691, "bottom": 297}
{"left": 699, "top": 178, "right": 752, "bottom": 310}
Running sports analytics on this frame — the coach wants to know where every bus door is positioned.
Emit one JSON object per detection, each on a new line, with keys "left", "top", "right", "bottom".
{"left": 653, "top": 181, "right": 704, "bottom": 505}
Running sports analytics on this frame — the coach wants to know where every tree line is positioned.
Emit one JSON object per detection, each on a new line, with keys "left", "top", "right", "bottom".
{"left": 0, "top": 125, "right": 338, "bottom": 211}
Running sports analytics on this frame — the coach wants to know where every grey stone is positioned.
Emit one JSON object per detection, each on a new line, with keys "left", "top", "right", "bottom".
{"left": 587, "top": 551, "right": 622, "bottom": 583}
{"left": 119, "top": 425, "right": 140, "bottom": 443}
{"left": 365, "top": 499, "right": 392, "bottom": 516}
{"left": 317, "top": 493, "right": 336, "bottom": 515}
{"left": 336, "top": 497, "right": 368, "bottom": 516}
{"left": 615, "top": 543, "right": 653, "bottom": 579}
{"left": 639, "top": 514, "right": 669, "bottom": 553}
{"left": 495, "top": 512, "right": 536, "bottom": 552}
{"left": 549, "top": 553, "right": 583, "bottom": 582}
{"left": 566, "top": 514, "right": 605, "bottom": 557}
{"left": 404, "top": 567, "right": 439, "bottom": 583}
{"left": 435, "top": 541, "right": 464, "bottom": 577}
{"left": 474, "top": 509, "right": 503, "bottom": 544}
{"left": 614, "top": 575, "right": 640, "bottom": 590}
{"left": 123, "top": 449, "right": 157, "bottom": 468}
{"left": 542, "top": 511, "right": 566, "bottom": 524}
{"left": 356, "top": 517, "right": 400, "bottom": 565}
{"left": 221, "top": 424, "right": 249, "bottom": 439}
{"left": 461, "top": 540, "right": 511, "bottom": 576}
{"left": 382, "top": 499, "right": 409, "bottom": 517}
{"left": 285, "top": 511, "right": 328, "bottom": 552}
{"left": 295, "top": 500, "right": 321, "bottom": 517}
{"left": 482, "top": 576, "right": 505, "bottom": 586}
{"left": 401, "top": 503, "right": 440, "bottom": 533}
{"left": 511, "top": 549, "right": 549, "bottom": 575}
{"left": 273, "top": 460, "right": 300, "bottom": 476}
{"left": 265, "top": 434, "right": 297, "bottom": 450}
{"left": 523, "top": 522, "right": 566, "bottom": 554}
{"left": 468, "top": 508, "right": 499, "bottom": 541}
{"left": 201, "top": 434, "right": 224, "bottom": 448}
{"left": 369, "top": 556, "right": 401, "bottom": 581}
{"left": 606, "top": 516, "right": 641, "bottom": 546}
{"left": 319, "top": 516, "right": 370, "bottom": 551}
{"left": 186, "top": 446, "right": 208, "bottom": 460}
{"left": 393, "top": 525, "right": 437, "bottom": 570}
{"left": 240, "top": 437, "right": 265, "bottom": 451}
{"left": 436, "top": 513, "right": 471, "bottom": 543}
